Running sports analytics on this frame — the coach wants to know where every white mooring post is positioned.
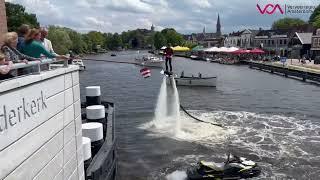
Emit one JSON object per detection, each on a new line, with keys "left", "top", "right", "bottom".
{"left": 85, "top": 86, "right": 101, "bottom": 106}
{"left": 81, "top": 123, "right": 104, "bottom": 157}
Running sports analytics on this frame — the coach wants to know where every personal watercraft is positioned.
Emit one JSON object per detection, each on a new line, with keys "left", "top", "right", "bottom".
{"left": 187, "top": 154, "right": 261, "bottom": 179}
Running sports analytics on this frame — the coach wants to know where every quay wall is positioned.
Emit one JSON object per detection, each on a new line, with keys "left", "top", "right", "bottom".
{"left": 0, "top": 66, "right": 84, "bottom": 180}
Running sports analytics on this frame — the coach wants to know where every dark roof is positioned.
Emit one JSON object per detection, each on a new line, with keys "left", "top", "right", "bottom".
{"left": 229, "top": 30, "right": 244, "bottom": 36}
{"left": 255, "top": 29, "right": 291, "bottom": 37}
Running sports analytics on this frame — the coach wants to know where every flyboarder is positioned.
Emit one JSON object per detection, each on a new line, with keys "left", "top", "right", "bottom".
{"left": 163, "top": 43, "right": 174, "bottom": 75}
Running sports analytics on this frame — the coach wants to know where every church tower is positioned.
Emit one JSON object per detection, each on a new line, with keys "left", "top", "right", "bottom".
{"left": 151, "top": 24, "right": 155, "bottom": 32}
{"left": 216, "top": 14, "right": 221, "bottom": 36}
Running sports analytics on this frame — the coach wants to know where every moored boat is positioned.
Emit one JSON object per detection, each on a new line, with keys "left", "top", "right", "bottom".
{"left": 135, "top": 56, "right": 164, "bottom": 68}
{"left": 167, "top": 72, "right": 217, "bottom": 87}
{"left": 72, "top": 59, "right": 86, "bottom": 70}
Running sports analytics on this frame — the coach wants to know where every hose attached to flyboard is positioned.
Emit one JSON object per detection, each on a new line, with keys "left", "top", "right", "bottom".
{"left": 180, "top": 105, "right": 223, "bottom": 128}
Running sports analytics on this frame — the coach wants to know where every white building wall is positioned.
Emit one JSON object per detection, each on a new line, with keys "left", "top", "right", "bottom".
{"left": 0, "top": 66, "right": 84, "bottom": 180}
{"left": 225, "top": 36, "right": 241, "bottom": 47}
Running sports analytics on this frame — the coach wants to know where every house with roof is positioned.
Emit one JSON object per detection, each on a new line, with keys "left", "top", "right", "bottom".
{"left": 311, "top": 29, "right": 320, "bottom": 62}
{"left": 240, "top": 29, "right": 260, "bottom": 49}
{"left": 254, "top": 29, "right": 292, "bottom": 56}
{"left": 289, "top": 32, "right": 313, "bottom": 59}
{"left": 224, "top": 31, "right": 243, "bottom": 47}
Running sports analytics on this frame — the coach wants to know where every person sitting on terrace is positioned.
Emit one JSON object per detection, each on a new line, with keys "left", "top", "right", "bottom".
{"left": 0, "top": 53, "right": 13, "bottom": 80}
{"left": 17, "top": 24, "right": 30, "bottom": 52}
{"left": 40, "top": 27, "right": 57, "bottom": 55}
{"left": 21, "top": 29, "right": 68, "bottom": 60}
{"left": 1, "top": 32, "right": 39, "bottom": 63}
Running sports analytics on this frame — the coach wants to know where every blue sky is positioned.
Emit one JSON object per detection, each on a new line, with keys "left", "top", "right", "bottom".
{"left": 5, "top": 0, "right": 320, "bottom": 34}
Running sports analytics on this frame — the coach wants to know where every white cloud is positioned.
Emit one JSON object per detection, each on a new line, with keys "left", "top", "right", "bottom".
{"left": 4, "top": 0, "right": 320, "bottom": 34}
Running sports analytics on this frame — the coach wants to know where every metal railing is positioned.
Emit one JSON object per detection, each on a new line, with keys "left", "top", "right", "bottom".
{"left": 0, "top": 58, "right": 68, "bottom": 70}
{"left": 0, "top": 59, "right": 69, "bottom": 80}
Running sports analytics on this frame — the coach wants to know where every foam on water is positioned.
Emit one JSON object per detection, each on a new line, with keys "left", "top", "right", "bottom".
{"left": 166, "top": 171, "right": 187, "bottom": 180}
{"left": 140, "top": 111, "right": 230, "bottom": 145}
{"left": 142, "top": 108, "right": 320, "bottom": 179}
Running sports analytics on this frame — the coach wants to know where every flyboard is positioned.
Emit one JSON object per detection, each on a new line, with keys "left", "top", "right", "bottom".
{"left": 160, "top": 70, "right": 177, "bottom": 78}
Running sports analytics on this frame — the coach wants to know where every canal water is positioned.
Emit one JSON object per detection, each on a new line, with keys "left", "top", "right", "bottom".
{"left": 80, "top": 51, "right": 320, "bottom": 180}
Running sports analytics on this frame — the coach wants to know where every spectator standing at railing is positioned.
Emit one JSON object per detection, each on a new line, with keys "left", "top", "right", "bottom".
{"left": 1, "top": 32, "right": 40, "bottom": 75}
{"left": 1, "top": 32, "right": 39, "bottom": 63}
{"left": 0, "top": 53, "right": 14, "bottom": 80}
{"left": 17, "top": 24, "right": 30, "bottom": 52}
{"left": 21, "top": 29, "right": 68, "bottom": 60}
{"left": 40, "top": 27, "right": 57, "bottom": 56}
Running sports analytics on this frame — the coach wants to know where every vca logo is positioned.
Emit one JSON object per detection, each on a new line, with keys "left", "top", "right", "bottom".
{"left": 257, "top": 4, "right": 284, "bottom": 15}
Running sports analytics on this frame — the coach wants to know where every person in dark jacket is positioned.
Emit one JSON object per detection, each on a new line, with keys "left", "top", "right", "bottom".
{"left": 164, "top": 44, "right": 174, "bottom": 73}
{"left": 17, "top": 24, "right": 30, "bottom": 52}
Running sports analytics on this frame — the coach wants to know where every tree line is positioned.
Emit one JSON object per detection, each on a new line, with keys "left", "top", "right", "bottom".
{"left": 272, "top": 5, "right": 320, "bottom": 30}
{"left": 5, "top": 2, "right": 196, "bottom": 55}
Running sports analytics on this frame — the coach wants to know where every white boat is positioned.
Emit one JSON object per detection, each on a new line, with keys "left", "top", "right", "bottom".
{"left": 135, "top": 56, "right": 164, "bottom": 68}
{"left": 167, "top": 73, "right": 217, "bottom": 87}
{"left": 190, "top": 55, "right": 200, "bottom": 60}
{"left": 72, "top": 59, "right": 86, "bottom": 70}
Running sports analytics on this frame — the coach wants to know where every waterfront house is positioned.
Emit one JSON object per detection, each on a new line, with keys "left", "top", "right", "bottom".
{"left": 224, "top": 31, "right": 243, "bottom": 47}
{"left": 289, "top": 32, "right": 313, "bottom": 59}
{"left": 311, "top": 29, "right": 320, "bottom": 62}
{"left": 254, "top": 29, "right": 290, "bottom": 56}
{"left": 240, "top": 29, "right": 260, "bottom": 49}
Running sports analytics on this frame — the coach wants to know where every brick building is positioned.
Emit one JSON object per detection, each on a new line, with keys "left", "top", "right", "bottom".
{"left": 0, "top": 0, "right": 7, "bottom": 45}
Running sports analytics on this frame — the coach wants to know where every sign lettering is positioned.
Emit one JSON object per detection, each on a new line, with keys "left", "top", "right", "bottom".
{"left": 0, "top": 91, "right": 48, "bottom": 133}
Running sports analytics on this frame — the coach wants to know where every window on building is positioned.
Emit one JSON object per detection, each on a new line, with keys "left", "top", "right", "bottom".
{"left": 272, "top": 40, "right": 274, "bottom": 45}
{"left": 313, "top": 38, "right": 317, "bottom": 47}
{"left": 284, "top": 39, "right": 287, "bottom": 45}
{"left": 317, "top": 38, "right": 320, "bottom": 47}
{"left": 280, "top": 39, "right": 283, "bottom": 45}
{"left": 268, "top": 40, "right": 271, "bottom": 45}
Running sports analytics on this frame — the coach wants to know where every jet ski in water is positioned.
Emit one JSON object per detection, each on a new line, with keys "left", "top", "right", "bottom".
{"left": 187, "top": 154, "right": 261, "bottom": 180}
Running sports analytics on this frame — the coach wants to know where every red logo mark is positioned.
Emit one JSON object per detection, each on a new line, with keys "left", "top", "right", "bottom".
{"left": 257, "top": 4, "right": 284, "bottom": 14}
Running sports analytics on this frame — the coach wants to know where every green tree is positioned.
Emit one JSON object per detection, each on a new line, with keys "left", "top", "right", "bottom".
{"left": 309, "top": 4, "right": 320, "bottom": 23}
{"left": 103, "top": 33, "right": 113, "bottom": 50}
{"left": 154, "top": 32, "right": 166, "bottom": 49}
{"left": 47, "top": 27, "right": 72, "bottom": 54}
{"left": 110, "top": 33, "right": 123, "bottom": 50}
{"left": 83, "top": 34, "right": 94, "bottom": 52}
{"left": 272, "top": 18, "right": 306, "bottom": 30}
{"left": 67, "top": 29, "right": 87, "bottom": 54}
{"left": 5, "top": 2, "right": 40, "bottom": 32}
{"left": 161, "top": 28, "right": 184, "bottom": 46}
{"left": 313, "top": 15, "right": 320, "bottom": 28}
{"left": 86, "top": 31, "right": 105, "bottom": 51}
